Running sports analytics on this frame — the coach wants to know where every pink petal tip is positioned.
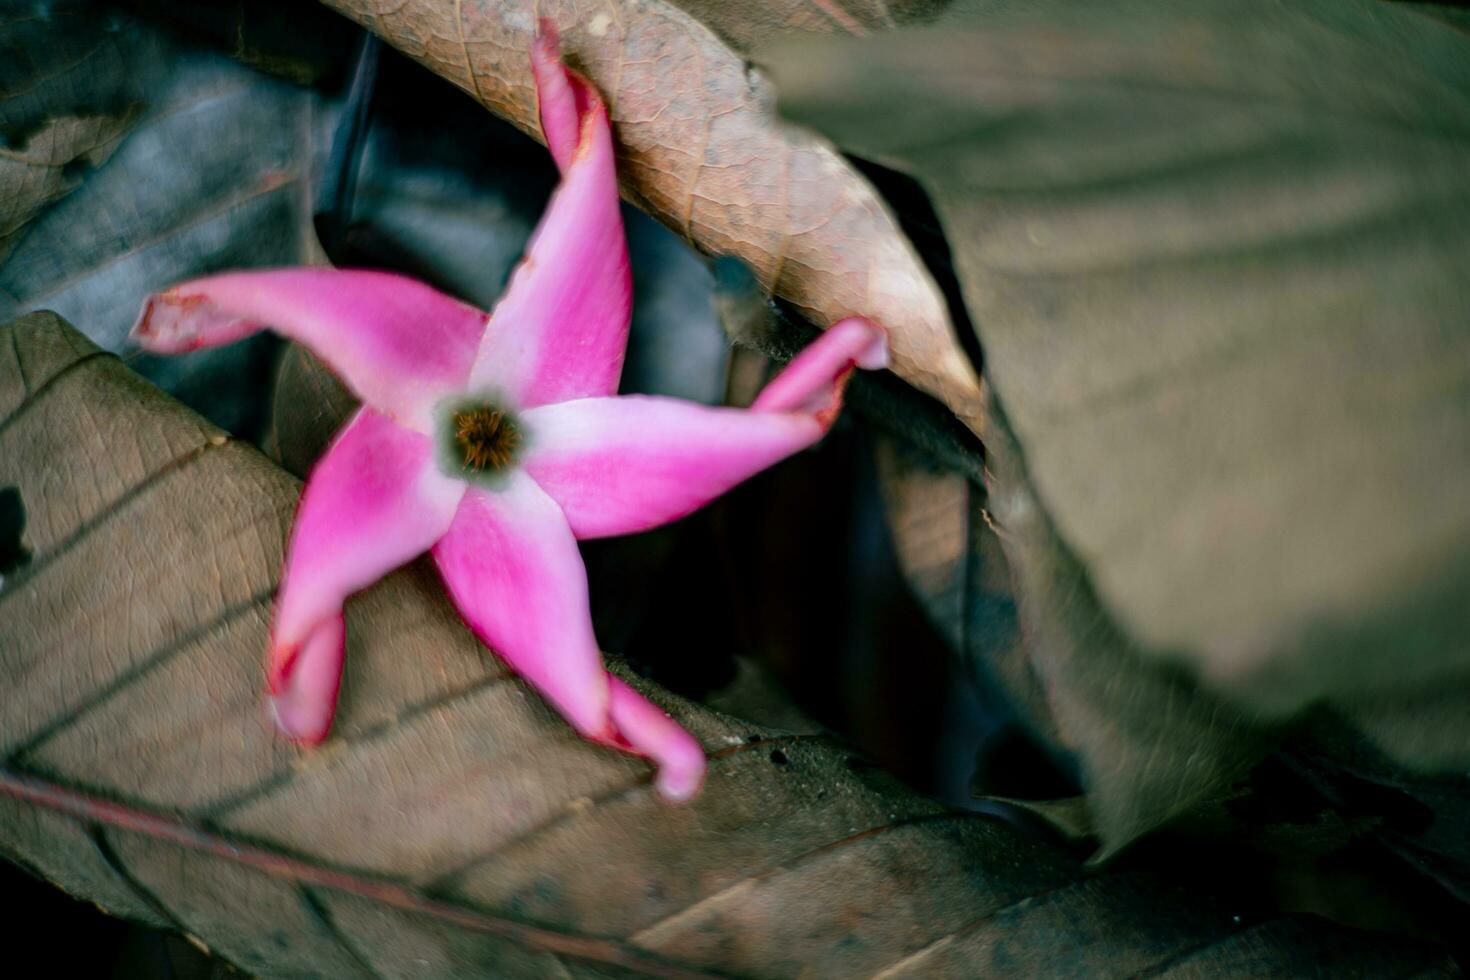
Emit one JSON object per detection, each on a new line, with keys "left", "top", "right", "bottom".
{"left": 607, "top": 677, "right": 707, "bottom": 804}
{"left": 132, "top": 290, "right": 257, "bottom": 354}
{"left": 267, "top": 615, "right": 345, "bottom": 744}
{"left": 750, "top": 316, "right": 889, "bottom": 420}
{"left": 842, "top": 317, "right": 891, "bottom": 370}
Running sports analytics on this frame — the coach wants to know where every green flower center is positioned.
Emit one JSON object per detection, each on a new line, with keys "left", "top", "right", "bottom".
{"left": 450, "top": 402, "right": 521, "bottom": 474}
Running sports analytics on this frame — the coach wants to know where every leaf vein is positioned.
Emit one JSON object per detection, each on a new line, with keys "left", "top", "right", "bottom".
{"left": 0, "top": 432, "right": 229, "bottom": 614}
{"left": 630, "top": 810, "right": 972, "bottom": 946}
{"left": 0, "top": 769, "right": 727, "bottom": 979}
{"left": 0, "top": 348, "right": 109, "bottom": 440}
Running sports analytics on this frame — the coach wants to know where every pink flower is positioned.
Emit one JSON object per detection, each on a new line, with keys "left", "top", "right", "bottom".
{"left": 130, "top": 31, "right": 887, "bottom": 803}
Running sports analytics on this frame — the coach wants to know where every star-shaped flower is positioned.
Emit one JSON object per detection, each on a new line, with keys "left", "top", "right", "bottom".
{"left": 131, "top": 31, "right": 887, "bottom": 802}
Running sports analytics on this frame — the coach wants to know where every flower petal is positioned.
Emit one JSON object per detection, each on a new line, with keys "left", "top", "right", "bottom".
{"left": 269, "top": 615, "right": 343, "bottom": 745}
{"left": 270, "top": 407, "right": 466, "bottom": 740}
{"left": 132, "top": 269, "right": 487, "bottom": 431}
{"left": 431, "top": 475, "right": 611, "bottom": 739}
{"left": 468, "top": 38, "right": 631, "bottom": 408}
{"left": 521, "top": 396, "right": 817, "bottom": 539}
{"left": 604, "top": 677, "right": 706, "bottom": 803}
{"left": 751, "top": 316, "right": 890, "bottom": 415}
{"left": 521, "top": 317, "right": 888, "bottom": 539}
{"left": 530, "top": 23, "right": 584, "bottom": 171}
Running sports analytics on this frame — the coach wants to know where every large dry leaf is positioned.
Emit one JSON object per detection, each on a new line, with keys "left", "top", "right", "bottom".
{"left": 663, "top": 0, "right": 946, "bottom": 49}
{"left": 315, "top": 0, "right": 986, "bottom": 436}
{"left": 985, "top": 401, "right": 1277, "bottom": 853}
{"left": 3, "top": 311, "right": 1457, "bottom": 976}
{"left": 768, "top": 0, "right": 1470, "bottom": 840}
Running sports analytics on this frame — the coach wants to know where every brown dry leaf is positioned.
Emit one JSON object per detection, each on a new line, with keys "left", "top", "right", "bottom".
{"left": 770, "top": 0, "right": 1470, "bottom": 845}
{"left": 314, "top": 0, "right": 986, "bottom": 436}
{"left": 877, "top": 376, "right": 1470, "bottom": 902}
{"left": 3, "top": 311, "right": 1457, "bottom": 976}
{"left": 663, "top": 0, "right": 947, "bottom": 49}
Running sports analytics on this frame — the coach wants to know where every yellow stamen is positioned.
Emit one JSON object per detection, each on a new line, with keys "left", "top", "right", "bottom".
{"left": 453, "top": 405, "right": 520, "bottom": 473}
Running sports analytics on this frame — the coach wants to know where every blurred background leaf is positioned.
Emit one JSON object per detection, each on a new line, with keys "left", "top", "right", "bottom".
{"left": 765, "top": 0, "right": 1470, "bottom": 929}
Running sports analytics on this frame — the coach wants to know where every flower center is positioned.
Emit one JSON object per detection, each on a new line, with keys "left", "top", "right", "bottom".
{"left": 451, "top": 403, "right": 521, "bottom": 474}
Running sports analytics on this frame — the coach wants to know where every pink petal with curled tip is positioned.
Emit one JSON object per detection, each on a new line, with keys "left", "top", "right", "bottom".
{"left": 269, "top": 615, "right": 343, "bottom": 744}
{"left": 469, "top": 40, "right": 632, "bottom": 408}
{"left": 520, "top": 317, "right": 889, "bottom": 540}
{"left": 751, "top": 316, "right": 889, "bottom": 416}
{"left": 270, "top": 408, "right": 465, "bottom": 740}
{"left": 431, "top": 475, "right": 612, "bottom": 739}
{"left": 530, "top": 22, "right": 585, "bottom": 170}
{"left": 604, "top": 677, "right": 707, "bottom": 803}
{"left": 131, "top": 269, "right": 487, "bottom": 431}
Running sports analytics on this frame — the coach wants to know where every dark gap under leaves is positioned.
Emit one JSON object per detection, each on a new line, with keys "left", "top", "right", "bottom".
{"left": 847, "top": 154, "right": 987, "bottom": 388}
{"left": 0, "top": 486, "right": 31, "bottom": 578}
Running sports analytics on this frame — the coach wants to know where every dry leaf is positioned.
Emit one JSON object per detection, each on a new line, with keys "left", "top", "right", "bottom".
{"left": 2, "top": 310, "right": 1455, "bottom": 976}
